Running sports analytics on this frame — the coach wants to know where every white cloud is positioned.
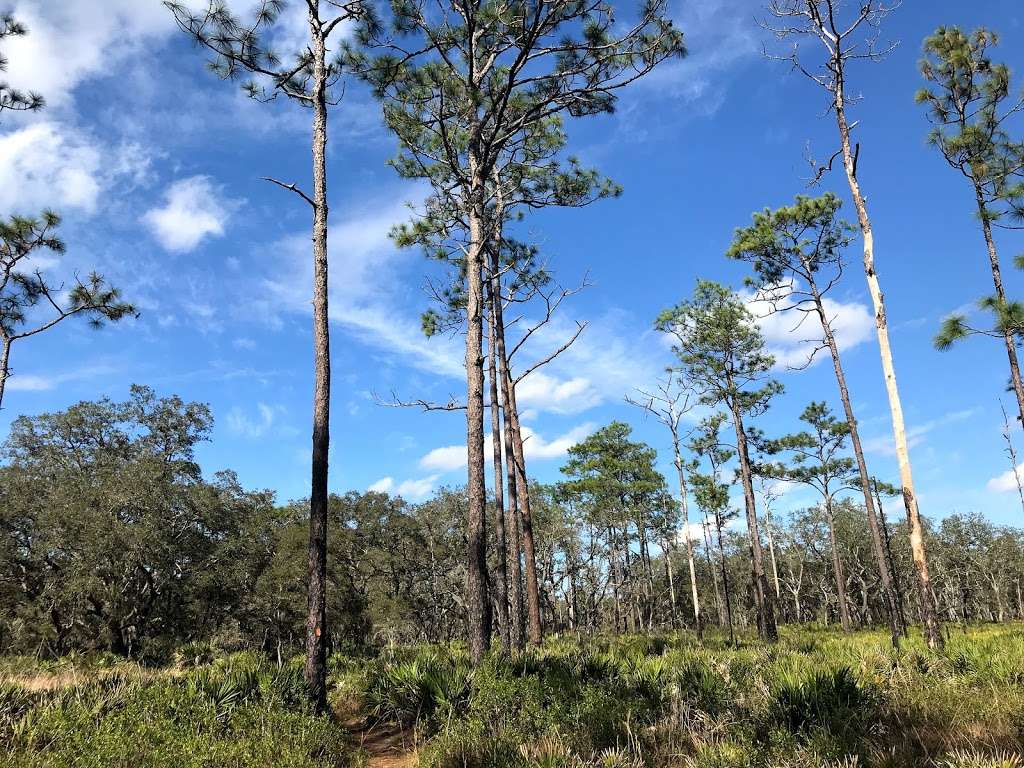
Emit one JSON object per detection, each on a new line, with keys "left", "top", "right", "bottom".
{"left": 520, "top": 422, "right": 595, "bottom": 461}
{"left": 143, "top": 175, "right": 236, "bottom": 252}
{"left": 419, "top": 423, "right": 595, "bottom": 474}
{"left": 0, "top": 120, "right": 152, "bottom": 216}
{"left": 988, "top": 463, "right": 1024, "bottom": 494}
{"left": 226, "top": 402, "right": 277, "bottom": 439}
{"left": 420, "top": 445, "right": 467, "bottom": 473}
{"left": 0, "top": 122, "right": 96, "bottom": 213}
{"left": 368, "top": 474, "right": 439, "bottom": 501}
{"left": 2, "top": 0, "right": 171, "bottom": 109}
{"left": 744, "top": 289, "right": 874, "bottom": 370}
{"left": 233, "top": 337, "right": 257, "bottom": 350}
{"left": 515, "top": 372, "right": 600, "bottom": 415}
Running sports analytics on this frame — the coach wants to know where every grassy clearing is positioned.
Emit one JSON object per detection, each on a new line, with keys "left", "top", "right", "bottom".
{"left": 3, "top": 626, "right": 1024, "bottom": 767}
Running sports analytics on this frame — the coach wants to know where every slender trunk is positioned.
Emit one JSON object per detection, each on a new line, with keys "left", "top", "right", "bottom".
{"left": 492, "top": 285, "right": 525, "bottom": 651}
{"left": 464, "top": 157, "right": 490, "bottom": 664}
{"left": 486, "top": 279, "right": 510, "bottom": 652}
{"left": 1000, "top": 401, "right": 1024, "bottom": 517}
{"left": 304, "top": 18, "right": 330, "bottom": 713}
{"left": 729, "top": 400, "right": 777, "bottom": 641}
{"left": 809, "top": 279, "right": 904, "bottom": 645}
{"left": 672, "top": 433, "right": 702, "bottom": 634}
{"left": 824, "top": 493, "right": 853, "bottom": 632}
{"left": 765, "top": 507, "right": 782, "bottom": 600}
{"left": 976, "top": 184, "right": 1024, "bottom": 428}
{"left": 875, "top": 485, "right": 907, "bottom": 634}
{"left": 0, "top": 336, "right": 10, "bottom": 412}
{"left": 503, "top": 365, "right": 543, "bottom": 644}
{"left": 834, "top": 75, "right": 943, "bottom": 650}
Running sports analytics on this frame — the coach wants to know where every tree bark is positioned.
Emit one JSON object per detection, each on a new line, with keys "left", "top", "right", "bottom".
{"left": 464, "top": 158, "right": 491, "bottom": 664}
{"left": 976, "top": 184, "right": 1024, "bottom": 429}
{"left": 729, "top": 400, "right": 778, "bottom": 642}
{"left": 808, "top": 274, "right": 905, "bottom": 644}
{"left": 486, "top": 278, "right": 510, "bottom": 652}
{"left": 833, "top": 70, "right": 943, "bottom": 650}
{"left": 502, "top": 362, "right": 543, "bottom": 644}
{"left": 490, "top": 274, "right": 525, "bottom": 650}
{"left": 304, "top": 14, "right": 331, "bottom": 713}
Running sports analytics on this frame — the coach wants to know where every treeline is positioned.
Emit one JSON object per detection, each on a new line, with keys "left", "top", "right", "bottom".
{"left": 2, "top": 389, "right": 1022, "bottom": 660}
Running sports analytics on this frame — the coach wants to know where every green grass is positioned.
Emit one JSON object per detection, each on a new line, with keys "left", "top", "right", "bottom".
{"left": 3, "top": 625, "right": 1024, "bottom": 767}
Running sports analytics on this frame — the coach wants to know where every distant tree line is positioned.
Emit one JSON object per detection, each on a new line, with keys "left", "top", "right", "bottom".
{"left": 3, "top": 389, "right": 1024, "bottom": 660}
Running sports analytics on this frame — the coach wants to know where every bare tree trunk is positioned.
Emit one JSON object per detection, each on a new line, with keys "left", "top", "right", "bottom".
{"left": 464, "top": 160, "right": 491, "bottom": 664}
{"left": 304, "top": 15, "right": 331, "bottom": 712}
{"left": 824, "top": 493, "right": 852, "bottom": 632}
{"left": 729, "top": 400, "right": 777, "bottom": 642}
{"left": 977, "top": 185, "right": 1024, "bottom": 428}
{"left": 874, "top": 484, "right": 907, "bottom": 633}
{"left": 809, "top": 277, "right": 904, "bottom": 645}
{"left": 503, "top": 365, "right": 543, "bottom": 644}
{"left": 0, "top": 336, "right": 10, "bottom": 412}
{"left": 672, "top": 437, "right": 702, "bottom": 634}
{"left": 486, "top": 281, "right": 510, "bottom": 652}
{"left": 833, "top": 75, "right": 943, "bottom": 650}
{"left": 492, "top": 286, "right": 525, "bottom": 651}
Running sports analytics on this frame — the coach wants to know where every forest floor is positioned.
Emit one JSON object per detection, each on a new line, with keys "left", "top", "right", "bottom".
{"left": 4, "top": 624, "right": 1024, "bottom": 767}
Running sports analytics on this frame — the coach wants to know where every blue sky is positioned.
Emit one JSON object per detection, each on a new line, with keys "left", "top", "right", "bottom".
{"left": 1, "top": 0, "right": 1023, "bottom": 526}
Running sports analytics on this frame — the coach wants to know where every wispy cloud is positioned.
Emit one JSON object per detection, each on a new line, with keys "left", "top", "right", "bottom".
{"left": 864, "top": 409, "right": 980, "bottom": 457}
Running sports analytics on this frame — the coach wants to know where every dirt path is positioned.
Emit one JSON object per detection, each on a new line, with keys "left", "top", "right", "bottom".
{"left": 346, "top": 717, "right": 418, "bottom": 768}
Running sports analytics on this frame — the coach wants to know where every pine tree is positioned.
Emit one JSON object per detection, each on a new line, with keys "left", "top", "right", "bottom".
{"left": 917, "top": 27, "right": 1024, "bottom": 426}
{"left": 657, "top": 281, "right": 781, "bottom": 642}
{"left": 727, "top": 192, "right": 905, "bottom": 644}
{"left": 355, "top": 0, "right": 682, "bottom": 660}
{"left": 166, "top": 0, "right": 376, "bottom": 710}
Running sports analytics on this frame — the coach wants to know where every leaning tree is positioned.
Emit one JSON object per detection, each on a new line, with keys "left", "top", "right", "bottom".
{"left": 764, "top": 0, "right": 944, "bottom": 649}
